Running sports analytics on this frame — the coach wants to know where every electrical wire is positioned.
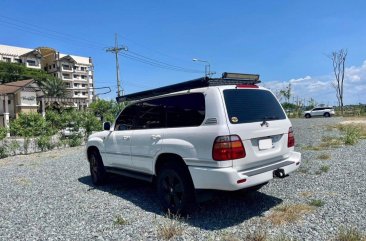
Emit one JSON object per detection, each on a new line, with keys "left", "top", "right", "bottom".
{"left": 0, "top": 15, "right": 106, "bottom": 49}
{"left": 127, "top": 50, "right": 202, "bottom": 73}
{"left": 0, "top": 14, "right": 205, "bottom": 74}
{"left": 120, "top": 52, "right": 202, "bottom": 73}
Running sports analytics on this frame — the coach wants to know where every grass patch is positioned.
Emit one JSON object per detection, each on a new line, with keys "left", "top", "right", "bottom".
{"left": 157, "top": 211, "right": 183, "bottom": 240}
{"left": 320, "top": 165, "right": 330, "bottom": 173}
{"left": 333, "top": 227, "right": 366, "bottom": 241}
{"left": 336, "top": 123, "right": 366, "bottom": 144}
{"left": 298, "top": 166, "right": 310, "bottom": 174}
{"left": 315, "top": 165, "right": 330, "bottom": 175}
{"left": 302, "top": 145, "right": 322, "bottom": 151}
{"left": 308, "top": 199, "right": 325, "bottom": 207}
{"left": 113, "top": 215, "right": 128, "bottom": 226}
{"left": 271, "top": 233, "right": 297, "bottom": 241}
{"left": 343, "top": 126, "right": 361, "bottom": 145}
{"left": 266, "top": 204, "right": 315, "bottom": 225}
{"left": 302, "top": 136, "right": 343, "bottom": 151}
{"left": 14, "top": 177, "right": 31, "bottom": 186}
{"left": 220, "top": 231, "right": 267, "bottom": 241}
{"left": 317, "top": 153, "right": 331, "bottom": 160}
{"left": 319, "top": 136, "right": 343, "bottom": 148}
{"left": 299, "top": 191, "right": 313, "bottom": 197}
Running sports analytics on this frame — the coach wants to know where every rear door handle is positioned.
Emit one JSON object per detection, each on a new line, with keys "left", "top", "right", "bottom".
{"left": 122, "top": 136, "right": 130, "bottom": 140}
{"left": 151, "top": 134, "right": 161, "bottom": 140}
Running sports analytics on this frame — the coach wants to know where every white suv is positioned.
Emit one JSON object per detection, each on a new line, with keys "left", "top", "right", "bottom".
{"left": 304, "top": 107, "right": 335, "bottom": 118}
{"left": 86, "top": 73, "right": 301, "bottom": 213}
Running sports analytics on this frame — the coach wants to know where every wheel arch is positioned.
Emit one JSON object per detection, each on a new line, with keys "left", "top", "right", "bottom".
{"left": 154, "top": 153, "right": 188, "bottom": 176}
{"left": 87, "top": 146, "right": 101, "bottom": 162}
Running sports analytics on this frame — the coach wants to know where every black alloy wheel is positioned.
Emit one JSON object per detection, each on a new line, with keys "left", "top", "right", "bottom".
{"left": 157, "top": 163, "right": 195, "bottom": 214}
{"left": 89, "top": 151, "right": 106, "bottom": 185}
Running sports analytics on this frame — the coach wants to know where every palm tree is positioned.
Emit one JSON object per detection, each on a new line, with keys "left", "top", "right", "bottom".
{"left": 40, "top": 77, "right": 70, "bottom": 97}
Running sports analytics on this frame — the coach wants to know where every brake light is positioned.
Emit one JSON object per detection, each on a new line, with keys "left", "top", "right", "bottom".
{"left": 288, "top": 127, "right": 295, "bottom": 148}
{"left": 212, "top": 135, "right": 246, "bottom": 161}
{"left": 236, "top": 84, "right": 258, "bottom": 88}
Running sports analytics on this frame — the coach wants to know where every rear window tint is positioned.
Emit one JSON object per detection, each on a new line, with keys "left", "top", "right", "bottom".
{"left": 223, "top": 89, "right": 286, "bottom": 124}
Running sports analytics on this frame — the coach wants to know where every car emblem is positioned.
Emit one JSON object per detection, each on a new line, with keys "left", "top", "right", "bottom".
{"left": 260, "top": 120, "right": 269, "bottom": 127}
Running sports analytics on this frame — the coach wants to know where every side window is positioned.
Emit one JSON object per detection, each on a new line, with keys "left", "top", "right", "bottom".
{"left": 164, "top": 93, "right": 205, "bottom": 128}
{"left": 313, "top": 108, "right": 320, "bottom": 111}
{"left": 114, "top": 104, "right": 138, "bottom": 131}
{"left": 133, "top": 100, "right": 165, "bottom": 129}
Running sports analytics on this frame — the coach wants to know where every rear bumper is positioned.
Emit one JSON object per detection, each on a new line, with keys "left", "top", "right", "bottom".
{"left": 188, "top": 151, "right": 301, "bottom": 191}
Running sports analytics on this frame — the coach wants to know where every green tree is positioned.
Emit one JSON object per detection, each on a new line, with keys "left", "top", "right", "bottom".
{"left": 40, "top": 77, "right": 69, "bottom": 97}
{"left": 280, "top": 83, "right": 292, "bottom": 103}
{"left": 88, "top": 99, "right": 126, "bottom": 122}
{"left": 0, "top": 62, "right": 68, "bottom": 97}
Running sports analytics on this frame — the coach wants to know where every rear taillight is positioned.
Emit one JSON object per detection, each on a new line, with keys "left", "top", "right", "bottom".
{"left": 212, "top": 135, "right": 246, "bottom": 161}
{"left": 288, "top": 127, "right": 295, "bottom": 148}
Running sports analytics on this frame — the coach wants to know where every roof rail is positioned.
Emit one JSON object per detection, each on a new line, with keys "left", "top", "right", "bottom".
{"left": 117, "top": 73, "right": 260, "bottom": 102}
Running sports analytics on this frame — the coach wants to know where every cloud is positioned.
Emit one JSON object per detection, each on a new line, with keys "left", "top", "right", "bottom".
{"left": 345, "top": 60, "right": 366, "bottom": 83}
{"left": 262, "top": 60, "right": 366, "bottom": 105}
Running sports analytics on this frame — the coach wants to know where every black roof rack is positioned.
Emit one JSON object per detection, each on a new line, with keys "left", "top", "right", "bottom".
{"left": 117, "top": 72, "right": 260, "bottom": 102}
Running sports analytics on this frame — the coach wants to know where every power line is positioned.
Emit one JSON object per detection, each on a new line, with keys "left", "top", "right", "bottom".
{"left": 127, "top": 50, "right": 203, "bottom": 73}
{"left": 0, "top": 13, "right": 207, "bottom": 94}
{"left": 0, "top": 15, "right": 106, "bottom": 49}
{"left": 120, "top": 52, "right": 202, "bottom": 73}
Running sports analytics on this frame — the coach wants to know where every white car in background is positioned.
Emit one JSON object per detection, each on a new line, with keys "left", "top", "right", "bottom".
{"left": 304, "top": 107, "right": 335, "bottom": 118}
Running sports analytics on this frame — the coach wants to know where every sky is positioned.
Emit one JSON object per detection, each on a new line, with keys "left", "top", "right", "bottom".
{"left": 0, "top": 0, "right": 365, "bottom": 105}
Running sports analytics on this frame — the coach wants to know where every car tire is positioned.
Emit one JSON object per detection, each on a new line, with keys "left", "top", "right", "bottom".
{"left": 324, "top": 112, "right": 330, "bottom": 117}
{"left": 305, "top": 114, "right": 311, "bottom": 118}
{"left": 156, "top": 162, "right": 196, "bottom": 214}
{"left": 89, "top": 150, "right": 107, "bottom": 185}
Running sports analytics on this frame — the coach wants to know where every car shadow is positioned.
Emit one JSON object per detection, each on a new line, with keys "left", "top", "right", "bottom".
{"left": 78, "top": 174, "right": 282, "bottom": 230}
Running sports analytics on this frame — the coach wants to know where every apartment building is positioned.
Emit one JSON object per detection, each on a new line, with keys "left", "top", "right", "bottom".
{"left": 0, "top": 44, "right": 95, "bottom": 103}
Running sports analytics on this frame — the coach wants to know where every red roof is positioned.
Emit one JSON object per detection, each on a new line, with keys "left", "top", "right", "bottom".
{"left": 0, "top": 79, "right": 35, "bottom": 95}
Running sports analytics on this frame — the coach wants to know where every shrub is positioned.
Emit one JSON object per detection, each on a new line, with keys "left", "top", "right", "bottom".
{"left": 37, "top": 135, "right": 53, "bottom": 151}
{"left": 0, "top": 146, "right": 8, "bottom": 159}
{"left": 81, "top": 111, "right": 103, "bottom": 137}
{"left": 113, "top": 215, "right": 128, "bottom": 226}
{"left": 8, "top": 140, "right": 20, "bottom": 155}
{"left": 10, "top": 113, "right": 55, "bottom": 137}
{"left": 308, "top": 199, "right": 325, "bottom": 207}
{"left": 0, "top": 127, "right": 7, "bottom": 141}
{"left": 343, "top": 126, "right": 360, "bottom": 145}
{"left": 333, "top": 227, "right": 366, "bottom": 241}
{"left": 68, "top": 134, "right": 83, "bottom": 147}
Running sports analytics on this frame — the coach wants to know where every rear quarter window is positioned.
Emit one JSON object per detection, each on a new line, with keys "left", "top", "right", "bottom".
{"left": 223, "top": 89, "right": 286, "bottom": 124}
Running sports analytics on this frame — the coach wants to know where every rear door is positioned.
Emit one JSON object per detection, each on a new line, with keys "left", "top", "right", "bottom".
{"left": 311, "top": 108, "right": 322, "bottom": 116}
{"left": 222, "top": 88, "right": 292, "bottom": 171}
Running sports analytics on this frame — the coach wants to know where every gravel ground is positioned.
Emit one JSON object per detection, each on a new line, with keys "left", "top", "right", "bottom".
{"left": 0, "top": 117, "right": 365, "bottom": 240}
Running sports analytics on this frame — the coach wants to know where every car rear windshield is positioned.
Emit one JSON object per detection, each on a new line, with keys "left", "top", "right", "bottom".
{"left": 223, "top": 89, "right": 286, "bottom": 124}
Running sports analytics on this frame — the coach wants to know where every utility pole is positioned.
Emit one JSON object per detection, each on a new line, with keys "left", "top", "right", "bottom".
{"left": 106, "top": 34, "right": 128, "bottom": 97}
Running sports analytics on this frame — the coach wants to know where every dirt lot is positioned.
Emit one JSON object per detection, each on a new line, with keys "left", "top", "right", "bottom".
{"left": 0, "top": 117, "right": 365, "bottom": 240}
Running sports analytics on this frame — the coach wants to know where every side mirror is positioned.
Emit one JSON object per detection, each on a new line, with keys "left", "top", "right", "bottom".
{"left": 103, "top": 122, "right": 111, "bottom": 131}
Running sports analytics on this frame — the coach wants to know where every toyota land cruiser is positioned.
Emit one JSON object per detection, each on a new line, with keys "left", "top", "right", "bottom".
{"left": 86, "top": 73, "right": 301, "bottom": 213}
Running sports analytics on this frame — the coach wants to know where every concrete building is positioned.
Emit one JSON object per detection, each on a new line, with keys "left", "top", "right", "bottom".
{"left": 0, "top": 44, "right": 95, "bottom": 104}
{"left": 0, "top": 79, "right": 44, "bottom": 133}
